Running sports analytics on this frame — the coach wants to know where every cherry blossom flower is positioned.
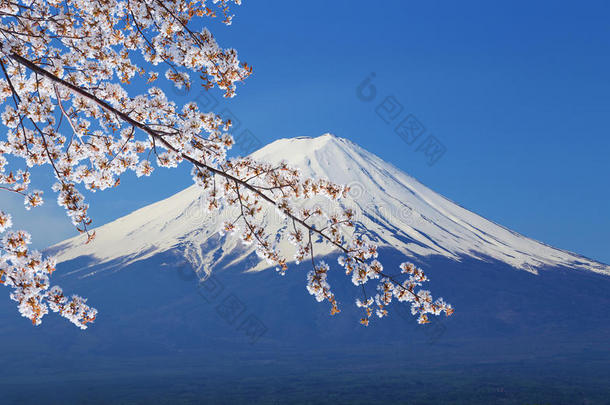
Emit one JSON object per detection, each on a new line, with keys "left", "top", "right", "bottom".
{"left": 0, "top": 0, "right": 452, "bottom": 328}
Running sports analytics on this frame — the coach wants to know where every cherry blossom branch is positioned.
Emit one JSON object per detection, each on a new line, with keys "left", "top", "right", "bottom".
{"left": 8, "top": 53, "right": 454, "bottom": 325}
{"left": 0, "top": 0, "right": 453, "bottom": 328}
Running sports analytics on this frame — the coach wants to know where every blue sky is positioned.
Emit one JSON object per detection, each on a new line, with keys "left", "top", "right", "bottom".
{"left": 3, "top": 0, "right": 609, "bottom": 264}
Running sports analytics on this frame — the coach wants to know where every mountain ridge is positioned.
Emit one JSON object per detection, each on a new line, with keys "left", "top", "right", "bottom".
{"left": 47, "top": 133, "right": 610, "bottom": 277}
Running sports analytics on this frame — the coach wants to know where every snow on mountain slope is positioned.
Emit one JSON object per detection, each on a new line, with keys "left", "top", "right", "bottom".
{"left": 48, "top": 134, "right": 610, "bottom": 276}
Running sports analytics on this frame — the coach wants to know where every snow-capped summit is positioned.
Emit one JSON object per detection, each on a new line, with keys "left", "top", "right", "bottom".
{"left": 48, "top": 134, "right": 610, "bottom": 276}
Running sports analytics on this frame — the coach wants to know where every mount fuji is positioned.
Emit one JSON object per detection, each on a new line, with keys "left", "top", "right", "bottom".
{"left": 47, "top": 133, "right": 610, "bottom": 276}
{"left": 1, "top": 134, "right": 609, "bottom": 404}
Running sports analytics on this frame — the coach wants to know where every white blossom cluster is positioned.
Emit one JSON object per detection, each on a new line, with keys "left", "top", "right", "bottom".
{"left": 349, "top": 262, "right": 453, "bottom": 325}
{"left": 0, "top": 0, "right": 452, "bottom": 328}
{"left": 0, "top": 0, "right": 248, "bottom": 326}
{"left": 0, "top": 211, "right": 97, "bottom": 328}
{"left": 336, "top": 237, "right": 454, "bottom": 325}
{"left": 196, "top": 156, "right": 453, "bottom": 325}
{"left": 306, "top": 261, "right": 339, "bottom": 314}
